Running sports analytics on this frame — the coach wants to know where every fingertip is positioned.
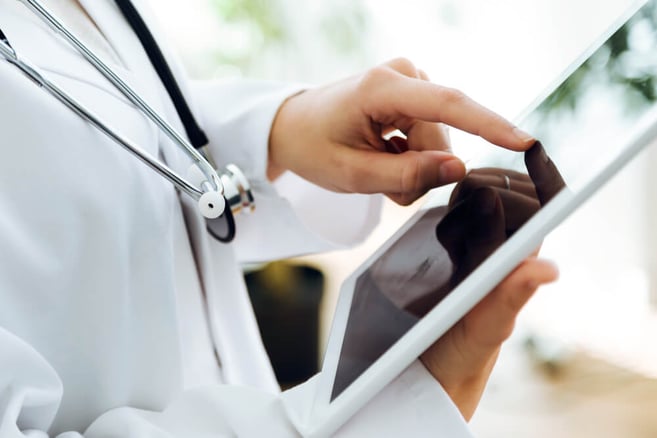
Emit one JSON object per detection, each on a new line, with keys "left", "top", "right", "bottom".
{"left": 522, "top": 257, "right": 559, "bottom": 287}
{"left": 511, "top": 127, "right": 537, "bottom": 150}
{"left": 541, "top": 258, "right": 560, "bottom": 282}
{"left": 439, "top": 157, "right": 466, "bottom": 184}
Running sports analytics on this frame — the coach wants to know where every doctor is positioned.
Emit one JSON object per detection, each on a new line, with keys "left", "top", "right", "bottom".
{"left": 0, "top": 0, "right": 557, "bottom": 437}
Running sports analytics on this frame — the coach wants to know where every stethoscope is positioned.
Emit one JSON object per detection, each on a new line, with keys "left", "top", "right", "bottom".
{"left": 0, "top": 0, "right": 254, "bottom": 243}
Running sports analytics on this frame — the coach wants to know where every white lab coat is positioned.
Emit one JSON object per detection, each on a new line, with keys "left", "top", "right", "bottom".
{"left": 0, "top": 0, "right": 471, "bottom": 436}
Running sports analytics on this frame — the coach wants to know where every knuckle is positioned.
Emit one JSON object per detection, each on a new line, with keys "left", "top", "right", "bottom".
{"left": 340, "top": 162, "right": 362, "bottom": 193}
{"left": 439, "top": 122, "right": 451, "bottom": 140}
{"left": 357, "top": 69, "right": 393, "bottom": 117}
{"left": 505, "top": 281, "right": 535, "bottom": 314}
{"left": 460, "top": 176, "right": 478, "bottom": 191}
{"left": 418, "top": 68, "right": 430, "bottom": 81}
{"left": 497, "top": 321, "right": 516, "bottom": 343}
{"left": 359, "top": 65, "right": 391, "bottom": 90}
{"left": 385, "top": 57, "right": 417, "bottom": 76}
{"left": 455, "top": 175, "right": 480, "bottom": 199}
{"left": 399, "top": 155, "right": 422, "bottom": 203}
{"left": 438, "top": 87, "right": 467, "bottom": 106}
{"left": 359, "top": 58, "right": 419, "bottom": 92}
{"left": 505, "top": 291, "right": 523, "bottom": 313}
{"left": 328, "top": 153, "right": 358, "bottom": 193}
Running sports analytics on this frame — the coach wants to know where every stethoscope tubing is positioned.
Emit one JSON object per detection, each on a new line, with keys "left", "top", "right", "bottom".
{"left": 0, "top": 39, "right": 204, "bottom": 201}
{"left": 17, "top": 0, "right": 223, "bottom": 196}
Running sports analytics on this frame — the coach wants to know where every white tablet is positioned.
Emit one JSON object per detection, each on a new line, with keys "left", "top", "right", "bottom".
{"left": 299, "top": 0, "right": 657, "bottom": 435}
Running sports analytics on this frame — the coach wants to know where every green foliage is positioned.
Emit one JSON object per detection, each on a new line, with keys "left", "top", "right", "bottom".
{"left": 319, "top": 4, "right": 368, "bottom": 54}
{"left": 206, "top": 0, "right": 369, "bottom": 78}
{"left": 539, "top": 3, "right": 657, "bottom": 120}
{"left": 210, "top": 0, "right": 289, "bottom": 44}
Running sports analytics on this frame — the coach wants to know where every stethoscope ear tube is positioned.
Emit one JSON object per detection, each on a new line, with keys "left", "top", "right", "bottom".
{"left": 16, "top": 0, "right": 225, "bottom": 198}
{"left": 114, "top": 0, "right": 209, "bottom": 150}
{"left": 0, "top": 38, "right": 206, "bottom": 203}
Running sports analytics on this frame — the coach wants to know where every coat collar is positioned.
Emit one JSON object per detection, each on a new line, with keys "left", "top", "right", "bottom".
{"left": 76, "top": 0, "right": 147, "bottom": 72}
{"left": 77, "top": 0, "right": 196, "bottom": 170}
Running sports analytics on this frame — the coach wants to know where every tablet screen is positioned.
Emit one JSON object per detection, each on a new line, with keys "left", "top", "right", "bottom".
{"left": 331, "top": 0, "right": 657, "bottom": 401}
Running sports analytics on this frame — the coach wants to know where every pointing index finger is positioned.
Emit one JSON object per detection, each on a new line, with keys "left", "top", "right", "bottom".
{"left": 373, "top": 74, "right": 535, "bottom": 151}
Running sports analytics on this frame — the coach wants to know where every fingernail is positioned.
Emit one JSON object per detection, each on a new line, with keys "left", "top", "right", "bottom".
{"left": 513, "top": 127, "right": 535, "bottom": 145}
{"left": 439, "top": 159, "right": 465, "bottom": 183}
{"left": 527, "top": 140, "right": 549, "bottom": 163}
{"left": 536, "top": 141, "right": 550, "bottom": 163}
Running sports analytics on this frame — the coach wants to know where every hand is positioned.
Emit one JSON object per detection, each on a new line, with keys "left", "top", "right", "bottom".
{"left": 268, "top": 58, "right": 536, "bottom": 205}
{"left": 436, "top": 141, "right": 565, "bottom": 286}
{"left": 420, "top": 257, "right": 558, "bottom": 420}
{"left": 421, "top": 142, "right": 565, "bottom": 420}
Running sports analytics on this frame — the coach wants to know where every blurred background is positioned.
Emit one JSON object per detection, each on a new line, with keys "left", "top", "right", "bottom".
{"left": 147, "top": 0, "right": 657, "bottom": 436}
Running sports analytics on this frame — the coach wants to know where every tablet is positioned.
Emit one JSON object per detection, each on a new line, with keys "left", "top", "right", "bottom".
{"left": 300, "top": 0, "right": 657, "bottom": 435}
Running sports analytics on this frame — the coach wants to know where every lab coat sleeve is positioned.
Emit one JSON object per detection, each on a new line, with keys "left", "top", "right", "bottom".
{"left": 189, "top": 79, "right": 384, "bottom": 263}
{"left": 0, "top": 321, "right": 472, "bottom": 438}
{"left": 85, "top": 362, "right": 472, "bottom": 438}
{"left": 86, "top": 361, "right": 473, "bottom": 438}
{"left": 332, "top": 361, "right": 473, "bottom": 437}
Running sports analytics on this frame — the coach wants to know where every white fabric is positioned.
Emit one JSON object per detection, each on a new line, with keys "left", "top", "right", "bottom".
{"left": 45, "top": 0, "right": 124, "bottom": 66}
{"left": 170, "top": 199, "right": 224, "bottom": 389}
{"left": 0, "top": 0, "right": 471, "bottom": 436}
{"left": 46, "top": 0, "right": 224, "bottom": 391}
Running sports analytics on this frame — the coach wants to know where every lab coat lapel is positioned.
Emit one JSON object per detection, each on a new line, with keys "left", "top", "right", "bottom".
{"left": 76, "top": 0, "right": 148, "bottom": 73}
{"left": 81, "top": 0, "right": 207, "bottom": 134}
{"left": 80, "top": 0, "right": 189, "bottom": 177}
{"left": 75, "top": 0, "right": 165, "bottom": 157}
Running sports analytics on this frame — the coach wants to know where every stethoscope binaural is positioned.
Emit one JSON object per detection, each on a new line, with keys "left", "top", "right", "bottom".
{"left": 0, "top": 0, "right": 254, "bottom": 243}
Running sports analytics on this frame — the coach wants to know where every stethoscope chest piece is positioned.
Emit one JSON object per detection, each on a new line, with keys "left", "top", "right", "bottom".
{"left": 189, "top": 163, "right": 254, "bottom": 217}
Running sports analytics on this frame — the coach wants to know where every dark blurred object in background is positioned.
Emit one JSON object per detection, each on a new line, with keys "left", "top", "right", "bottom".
{"left": 245, "top": 261, "right": 324, "bottom": 388}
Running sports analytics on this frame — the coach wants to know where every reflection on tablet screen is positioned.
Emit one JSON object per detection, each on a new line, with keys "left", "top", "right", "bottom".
{"left": 331, "top": 0, "right": 657, "bottom": 401}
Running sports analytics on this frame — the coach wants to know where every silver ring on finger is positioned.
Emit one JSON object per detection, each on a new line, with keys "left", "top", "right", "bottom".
{"left": 502, "top": 174, "right": 511, "bottom": 190}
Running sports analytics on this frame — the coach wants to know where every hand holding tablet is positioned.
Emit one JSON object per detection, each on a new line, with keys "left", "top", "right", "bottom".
{"left": 420, "top": 141, "right": 565, "bottom": 419}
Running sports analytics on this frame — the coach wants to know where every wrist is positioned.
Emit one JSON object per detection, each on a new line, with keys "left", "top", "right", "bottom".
{"left": 268, "top": 89, "right": 307, "bottom": 181}
{"left": 420, "top": 346, "right": 500, "bottom": 421}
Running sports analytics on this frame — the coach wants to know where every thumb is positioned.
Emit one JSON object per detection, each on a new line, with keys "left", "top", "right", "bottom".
{"left": 341, "top": 147, "right": 465, "bottom": 205}
{"left": 468, "top": 258, "right": 559, "bottom": 347}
